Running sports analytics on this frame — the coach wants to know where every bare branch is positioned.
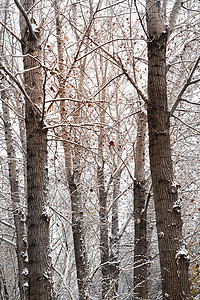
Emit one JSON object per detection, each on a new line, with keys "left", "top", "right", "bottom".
{"left": 173, "top": 115, "right": 200, "bottom": 134}
{"left": 0, "top": 20, "right": 22, "bottom": 43}
{"left": 92, "top": 73, "right": 124, "bottom": 98}
{"left": 0, "top": 63, "right": 41, "bottom": 116}
{"left": 0, "top": 235, "right": 16, "bottom": 247}
{"left": 170, "top": 55, "right": 200, "bottom": 116}
{"left": 0, "top": 220, "right": 15, "bottom": 230}
{"left": 134, "top": 0, "right": 149, "bottom": 39}
{"left": 65, "top": 16, "right": 147, "bottom": 104}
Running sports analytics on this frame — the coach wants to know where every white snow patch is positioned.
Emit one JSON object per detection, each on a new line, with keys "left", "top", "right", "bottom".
{"left": 173, "top": 200, "right": 180, "bottom": 209}
{"left": 43, "top": 272, "right": 49, "bottom": 280}
{"left": 23, "top": 282, "right": 28, "bottom": 287}
{"left": 175, "top": 245, "right": 189, "bottom": 262}
{"left": 22, "top": 268, "right": 28, "bottom": 276}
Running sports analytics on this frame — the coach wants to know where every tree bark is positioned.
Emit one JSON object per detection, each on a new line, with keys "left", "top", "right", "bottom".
{"left": 19, "top": 0, "right": 52, "bottom": 298}
{"left": 97, "top": 164, "right": 110, "bottom": 299}
{"left": 0, "top": 12, "right": 28, "bottom": 299}
{"left": 110, "top": 172, "right": 121, "bottom": 297}
{"left": 146, "top": 1, "right": 190, "bottom": 298}
{"left": 97, "top": 81, "right": 109, "bottom": 298}
{"left": 2, "top": 97, "right": 28, "bottom": 300}
{"left": 134, "top": 113, "right": 148, "bottom": 299}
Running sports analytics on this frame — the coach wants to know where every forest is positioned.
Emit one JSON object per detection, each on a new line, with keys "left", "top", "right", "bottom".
{"left": 0, "top": 0, "right": 199, "bottom": 299}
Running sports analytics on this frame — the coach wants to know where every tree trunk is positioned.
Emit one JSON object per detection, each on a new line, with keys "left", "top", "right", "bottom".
{"left": 146, "top": 1, "right": 190, "bottom": 298}
{"left": 54, "top": 2, "right": 88, "bottom": 298}
{"left": 2, "top": 97, "right": 28, "bottom": 300}
{"left": 97, "top": 79, "right": 109, "bottom": 298}
{"left": 134, "top": 113, "right": 148, "bottom": 299}
{"left": 0, "top": 13, "right": 28, "bottom": 299}
{"left": 110, "top": 172, "right": 121, "bottom": 297}
{"left": 19, "top": 1, "right": 52, "bottom": 298}
{"left": 97, "top": 164, "right": 110, "bottom": 299}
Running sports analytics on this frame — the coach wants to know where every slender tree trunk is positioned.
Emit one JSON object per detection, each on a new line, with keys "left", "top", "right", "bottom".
{"left": 97, "top": 163, "right": 110, "bottom": 299}
{"left": 110, "top": 171, "right": 121, "bottom": 297}
{"left": 97, "top": 88, "right": 110, "bottom": 298}
{"left": 0, "top": 12, "right": 28, "bottom": 299}
{"left": 18, "top": 1, "right": 52, "bottom": 298}
{"left": 146, "top": 1, "right": 190, "bottom": 298}
{"left": 134, "top": 112, "right": 148, "bottom": 299}
{"left": 2, "top": 98, "right": 28, "bottom": 300}
{"left": 110, "top": 95, "right": 122, "bottom": 297}
{"left": 54, "top": 3, "right": 88, "bottom": 298}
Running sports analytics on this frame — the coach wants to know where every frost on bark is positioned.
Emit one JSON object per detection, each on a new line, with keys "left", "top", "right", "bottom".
{"left": 0, "top": 15, "right": 28, "bottom": 299}
{"left": 18, "top": 0, "right": 52, "bottom": 298}
{"left": 146, "top": 0, "right": 190, "bottom": 298}
{"left": 1, "top": 92, "right": 28, "bottom": 300}
{"left": 134, "top": 112, "right": 148, "bottom": 299}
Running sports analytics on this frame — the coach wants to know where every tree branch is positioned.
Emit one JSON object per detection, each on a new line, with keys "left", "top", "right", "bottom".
{"left": 65, "top": 16, "right": 147, "bottom": 104}
{"left": 0, "top": 20, "right": 22, "bottom": 43}
{"left": 170, "top": 55, "right": 200, "bottom": 116}
{"left": 0, "top": 63, "right": 41, "bottom": 116}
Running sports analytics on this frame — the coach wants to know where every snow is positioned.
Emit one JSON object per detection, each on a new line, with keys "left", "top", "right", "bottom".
{"left": 22, "top": 268, "right": 28, "bottom": 276}
{"left": 175, "top": 245, "right": 189, "bottom": 262}
{"left": 43, "top": 272, "right": 50, "bottom": 280}
{"left": 23, "top": 282, "right": 28, "bottom": 287}
{"left": 159, "top": 232, "right": 164, "bottom": 238}
{"left": 172, "top": 200, "right": 180, "bottom": 209}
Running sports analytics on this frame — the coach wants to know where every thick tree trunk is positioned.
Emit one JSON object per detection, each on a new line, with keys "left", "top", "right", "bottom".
{"left": 19, "top": 1, "right": 52, "bottom": 298}
{"left": 146, "top": 1, "right": 190, "bottom": 298}
{"left": 2, "top": 96, "right": 28, "bottom": 300}
{"left": 134, "top": 113, "right": 148, "bottom": 299}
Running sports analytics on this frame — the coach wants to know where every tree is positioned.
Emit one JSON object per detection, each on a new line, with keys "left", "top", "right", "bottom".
{"left": 0, "top": 6, "right": 28, "bottom": 298}
{"left": 16, "top": 0, "right": 53, "bottom": 298}
{"left": 146, "top": 0, "right": 190, "bottom": 298}
{"left": 134, "top": 112, "right": 148, "bottom": 299}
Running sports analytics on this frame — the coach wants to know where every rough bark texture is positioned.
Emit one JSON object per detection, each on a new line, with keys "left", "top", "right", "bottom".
{"left": 146, "top": 1, "right": 190, "bottom": 298}
{"left": 2, "top": 96, "right": 28, "bottom": 300}
{"left": 19, "top": 1, "right": 52, "bottom": 298}
{"left": 134, "top": 113, "right": 148, "bottom": 299}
